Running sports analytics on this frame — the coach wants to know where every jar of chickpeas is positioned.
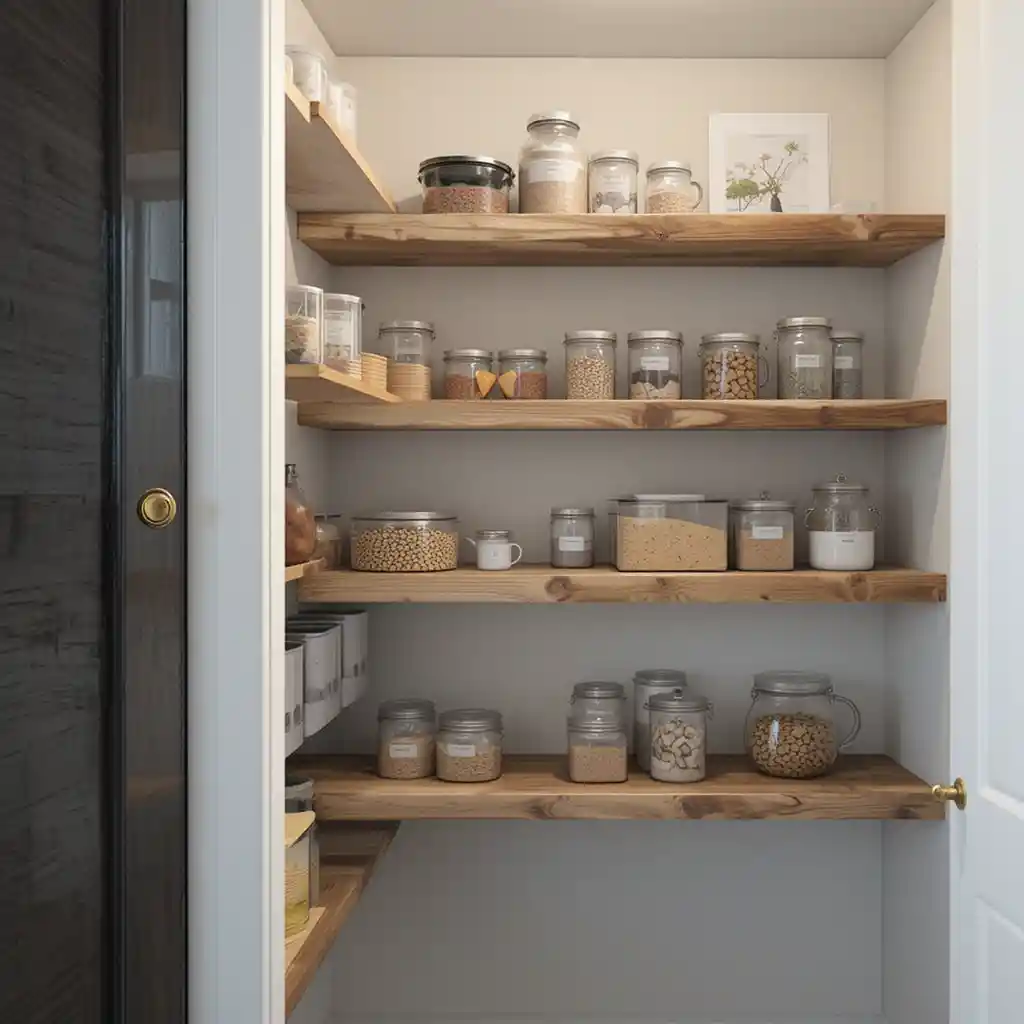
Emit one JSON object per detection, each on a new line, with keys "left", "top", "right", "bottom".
{"left": 699, "top": 333, "right": 766, "bottom": 400}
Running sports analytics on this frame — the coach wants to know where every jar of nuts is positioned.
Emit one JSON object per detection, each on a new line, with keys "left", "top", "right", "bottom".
{"left": 436, "top": 708, "right": 503, "bottom": 783}
{"left": 444, "top": 349, "right": 496, "bottom": 400}
{"left": 377, "top": 698, "right": 436, "bottom": 780}
{"left": 730, "top": 493, "right": 795, "bottom": 572}
{"left": 569, "top": 681, "right": 626, "bottom": 728}
{"left": 350, "top": 511, "right": 459, "bottom": 572}
{"left": 648, "top": 688, "right": 712, "bottom": 783}
{"left": 776, "top": 316, "right": 833, "bottom": 399}
{"left": 498, "top": 349, "right": 548, "bottom": 399}
{"left": 567, "top": 720, "right": 628, "bottom": 784}
{"left": 699, "top": 332, "right": 766, "bottom": 400}
{"left": 745, "top": 671, "right": 862, "bottom": 779}
{"left": 518, "top": 111, "right": 587, "bottom": 214}
{"left": 564, "top": 331, "right": 617, "bottom": 400}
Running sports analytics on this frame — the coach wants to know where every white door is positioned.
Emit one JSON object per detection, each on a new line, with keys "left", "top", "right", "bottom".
{"left": 950, "top": 1, "right": 1024, "bottom": 1021}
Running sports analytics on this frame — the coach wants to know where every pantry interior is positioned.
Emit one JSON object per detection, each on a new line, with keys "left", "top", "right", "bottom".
{"left": 265, "top": 1, "right": 956, "bottom": 1021}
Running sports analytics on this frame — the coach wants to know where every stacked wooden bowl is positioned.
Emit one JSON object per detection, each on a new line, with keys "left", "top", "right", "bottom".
{"left": 361, "top": 352, "right": 389, "bottom": 391}
{"left": 387, "top": 360, "right": 432, "bottom": 401}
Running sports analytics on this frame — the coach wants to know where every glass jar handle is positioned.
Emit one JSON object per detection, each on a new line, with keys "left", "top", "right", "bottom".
{"left": 691, "top": 179, "right": 704, "bottom": 211}
{"left": 758, "top": 355, "right": 770, "bottom": 389}
{"left": 510, "top": 543, "right": 524, "bottom": 566}
{"left": 804, "top": 507, "right": 815, "bottom": 528}
{"left": 834, "top": 693, "right": 862, "bottom": 750}
{"left": 870, "top": 506, "right": 882, "bottom": 527}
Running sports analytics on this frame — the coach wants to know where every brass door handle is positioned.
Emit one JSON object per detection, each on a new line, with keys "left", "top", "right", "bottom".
{"left": 931, "top": 777, "right": 967, "bottom": 810}
{"left": 138, "top": 488, "right": 177, "bottom": 529}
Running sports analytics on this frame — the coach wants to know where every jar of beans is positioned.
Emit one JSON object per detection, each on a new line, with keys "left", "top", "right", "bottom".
{"left": 569, "top": 681, "right": 626, "bottom": 728}
{"left": 436, "top": 708, "right": 503, "bottom": 782}
{"left": 443, "top": 348, "right": 496, "bottom": 400}
{"left": 567, "top": 720, "right": 628, "bottom": 783}
{"left": 831, "top": 329, "right": 865, "bottom": 399}
{"left": 699, "top": 333, "right": 766, "bottom": 400}
{"left": 730, "top": 493, "right": 795, "bottom": 571}
{"left": 564, "top": 331, "right": 617, "bottom": 399}
{"left": 648, "top": 688, "right": 712, "bottom": 783}
{"left": 627, "top": 330, "right": 683, "bottom": 399}
{"left": 550, "top": 507, "right": 595, "bottom": 568}
{"left": 744, "top": 671, "right": 862, "bottom": 779}
{"left": 418, "top": 155, "right": 514, "bottom": 214}
{"left": 350, "top": 511, "right": 459, "bottom": 572}
{"left": 377, "top": 698, "right": 436, "bottom": 780}
{"left": 776, "top": 316, "right": 833, "bottom": 399}
{"left": 498, "top": 349, "right": 548, "bottom": 399}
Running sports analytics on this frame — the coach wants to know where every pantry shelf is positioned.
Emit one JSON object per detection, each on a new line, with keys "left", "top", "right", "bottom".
{"left": 285, "top": 364, "right": 402, "bottom": 404}
{"left": 296, "top": 212, "right": 945, "bottom": 267}
{"left": 284, "top": 558, "right": 325, "bottom": 584}
{"left": 285, "top": 81, "right": 395, "bottom": 214}
{"left": 292, "top": 755, "right": 943, "bottom": 822}
{"left": 295, "top": 397, "right": 947, "bottom": 431}
{"left": 298, "top": 566, "right": 947, "bottom": 605}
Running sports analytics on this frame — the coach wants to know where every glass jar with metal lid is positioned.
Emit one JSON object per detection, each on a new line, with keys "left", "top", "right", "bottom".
{"left": 377, "top": 698, "right": 436, "bottom": 780}
{"left": 645, "top": 160, "right": 704, "bottom": 214}
{"left": 730, "top": 492, "right": 795, "bottom": 571}
{"left": 628, "top": 330, "right": 683, "bottom": 399}
{"left": 776, "top": 316, "right": 834, "bottom": 399}
{"left": 436, "top": 708, "right": 503, "bottom": 782}
{"left": 350, "top": 511, "right": 459, "bottom": 572}
{"left": 588, "top": 150, "right": 639, "bottom": 214}
{"left": 632, "top": 669, "right": 689, "bottom": 770}
{"left": 498, "top": 348, "right": 548, "bottom": 399}
{"left": 418, "top": 155, "right": 514, "bottom": 214}
{"left": 564, "top": 330, "right": 617, "bottom": 400}
{"left": 567, "top": 720, "right": 628, "bottom": 783}
{"left": 648, "top": 688, "right": 712, "bottom": 782}
{"left": 312, "top": 513, "right": 343, "bottom": 569}
{"left": 806, "top": 475, "right": 879, "bottom": 570}
{"left": 699, "top": 333, "right": 767, "bottom": 399}
{"left": 569, "top": 681, "right": 626, "bottom": 727}
{"left": 377, "top": 321, "right": 434, "bottom": 367}
{"left": 745, "top": 671, "right": 861, "bottom": 778}
{"left": 831, "top": 329, "right": 865, "bottom": 399}
{"left": 518, "top": 111, "right": 587, "bottom": 214}
{"left": 550, "top": 507, "right": 595, "bottom": 568}
{"left": 443, "top": 348, "right": 495, "bottom": 400}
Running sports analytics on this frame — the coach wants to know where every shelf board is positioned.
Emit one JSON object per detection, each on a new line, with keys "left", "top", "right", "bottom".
{"left": 285, "top": 823, "right": 398, "bottom": 1016}
{"left": 285, "top": 82, "right": 394, "bottom": 213}
{"left": 286, "top": 364, "right": 402, "bottom": 405}
{"left": 296, "top": 397, "right": 947, "bottom": 431}
{"left": 298, "top": 565, "right": 947, "bottom": 605}
{"left": 296, "top": 212, "right": 945, "bottom": 267}
{"left": 292, "top": 755, "right": 943, "bottom": 822}
{"left": 284, "top": 558, "right": 325, "bottom": 584}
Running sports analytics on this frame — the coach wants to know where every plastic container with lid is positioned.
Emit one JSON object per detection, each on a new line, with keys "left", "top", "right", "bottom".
{"left": 632, "top": 669, "right": 689, "bottom": 770}
{"left": 518, "top": 111, "right": 587, "bottom": 214}
{"left": 312, "top": 512, "right": 343, "bottom": 569}
{"left": 564, "top": 330, "right": 617, "bottom": 400}
{"left": 436, "top": 708, "right": 503, "bottom": 782}
{"left": 498, "top": 349, "right": 548, "bottom": 399}
{"left": 377, "top": 698, "right": 436, "bottom": 780}
{"left": 628, "top": 330, "right": 683, "bottom": 399}
{"left": 285, "top": 463, "right": 317, "bottom": 565}
{"left": 285, "top": 284, "right": 323, "bottom": 365}
{"left": 550, "top": 507, "right": 595, "bottom": 568}
{"left": 699, "top": 333, "right": 767, "bottom": 400}
{"left": 645, "top": 160, "right": 704, "bottom": 214}
{"left": 569, "top": 681, "right": 626, "bottom": 727}
{"left": 588, "top": 150, "right": 639, "bottom": 214}
{"left": 444, "top": 349, "right": 496, "bottom": 400}
{"left": 286, "top": 47, "right": 328, "bottom": 102}
{"left": 377, "top": 321, "right": 434, "bottom": 367}
{"left": 805, "top": 475, "right": 879, "bottom": 570}
{"left": 568, "top": 720, "right": 628, "bottom": 783}
{"left": 730, "top": 493, "right": 796, "bottom": 571}
{"left": 351, "top": 511, "right": 459, "bottom": 572}
{"left": 777, "top": 316, "right": 834, "bottom": 399}
{"left": 611, "top": 495, "right": 729, "bottom": 571}
{"left": 648, "top": 688, "right": 712, "bottom": 782}
{"left": 745, "top": 671, "right": 861, "bottom": 778}
{"left": 832, "top": 329, "right": 865, "bottom": 399}
{"left": 326, "top": 78, "right": 357, "bottom": 138}
{"left": 323, "top": 292, "right": 361, "bottom": 376}
{"left": 418, "top": 155, "right": 514, "bottom": 214}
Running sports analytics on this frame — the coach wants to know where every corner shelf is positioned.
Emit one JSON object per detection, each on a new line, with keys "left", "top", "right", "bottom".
{"left": 284, "top": 558, "right": 325, "bottom": 584}
{"left": 286, "top": 364, "right": 402, "bottom": 405}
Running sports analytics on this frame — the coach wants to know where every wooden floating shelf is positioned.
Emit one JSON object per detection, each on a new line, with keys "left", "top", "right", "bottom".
{"left": 284, "top": 558, "right": 325, "bottom": 584}
{"left": 292, "top": 755, "right": 943, "bottom": 822}
{"left": 286, "top": 364, "right": 402, "bottom": 405}
{"left": 296, "top": 397, "right": 947, "bottom": 431}
{"left": 285, "top": 81, "right": 394, "bottom": 213}
{"left": 296, "top": 212, "right": 945, "bottom": 267}
{"left": 298, "top": 565, "right": 947, "bottom": 605}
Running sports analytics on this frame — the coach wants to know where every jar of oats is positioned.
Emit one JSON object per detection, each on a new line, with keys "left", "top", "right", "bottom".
{"left": 645, "top": 160, "right": 704, "bottom": 213}
{"left": 745, "top": 671, "right": 862, "bottom": 779}
{"left": 730, "top": 493, "right": 795, "bottom": 571}
{"left": 699, "top": 333, "right": 765, "bottom": 400}
{"left": 564, "top": 331, "right": 617, "bottom": 399}
{"left": 377, "top": 698, "right": 436, "bottom": 780}
{"left": 518, "top": 111, "right": 587, "bottom": 214}
{"left": 567, "top": 720, "right": 628, "bottom": 784}
{"left": 776, "top": 316, "right": 833, "bottom": 399}
{"left": 588, "top": 150, "right": 639, "bottom": 214}
{"left": 350, "top": 511, "right": 459, "bottom": 572}
{"left": 648, "top": 688, "right": 712, "bottom": 783}
{"left": 498, "top": 349, "right": 548, "bottom": 399}
{"left": 436, "top": 708, "right": 503, "bottom": 783}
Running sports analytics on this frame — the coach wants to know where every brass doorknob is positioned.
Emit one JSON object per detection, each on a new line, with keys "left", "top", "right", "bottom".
{"left": 138, "top": 488, "right": 177, "bottom": 529}
{"left": 931, "top": 777, "right": 967, "bottom": 810}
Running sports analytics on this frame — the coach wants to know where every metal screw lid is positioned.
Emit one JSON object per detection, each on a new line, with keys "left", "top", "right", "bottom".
{"left": 564, "top": 330, "right": 617, "bottom": 344}
{"left": 589, "top": 149, "right": 639, "bottom": 165}
{"left": 497, "top": 348, "right": 548, "bottom": 361}
{"left": 753, "top": 671, "right": 832, "bottom": 696}
{"left": 646, "top": 159, "right": 693, "bottom": 175}
{"left": 700, "top": 332, "right": 760, "bottom": 345}
{"left": 379, "top": 320, "right": 435, "bottom": 333}
{"left": 730, "top": 491, "right": 796, "bottom": 512}
{"left": 439, "top": 708, "right": 503, "bottom": 732}
{"left": 633, "top": 669, "right": 689, "bottom": 686}
{"left": 354, "top": 510, "right": 457, "bottom": 521}
{"left": 646, "top": 687, "right": 710, "bottom": 713}
{"left": 551, "top": 507, "right": 595, "bottom": 517}
{"left": 527, "top": 110, "right": 580, "bottom": 130}
{"left": 777, "top": 316, "right": 832, "bottom": 329}
{"left": 378, "top": 698, "right": 436, "bottom": 722}
{"left": 475, "top": 529, "right": 511, "bottom": 540}
{"left": 627, "top": 330, "right": 683, "bottom": 344}
{"left": 831, "top": 330, "right": 865, "bottom": 342}
{"left": 572, "top": 681, "right": 625, "bottom": 701}
{"left": 813, "top": 474, "right": 868, "bottom": 493}
{"left": 443, "top": 348, "right": 493, "bottom": 360}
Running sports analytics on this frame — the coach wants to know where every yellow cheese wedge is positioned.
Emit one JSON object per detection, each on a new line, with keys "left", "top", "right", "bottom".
{"left": 498, "top": 370, "right": 519, "bottom": 399}
{"left": 475, "top": 369, "right": 497, "bottom": 397}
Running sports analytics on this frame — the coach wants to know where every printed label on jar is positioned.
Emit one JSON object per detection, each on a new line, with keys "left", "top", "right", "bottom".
{"left": 751, "top": 525, "right": 785, "bottom": 540}
{"left": 794, "top": 354, "right": 823, "bottom": 368}
{"left": 443, "top": 743, "right": 477, "bottom": 757}
{"left": 524, "top": 158, "right": 581, "bottom": 184}
{"left": 558, "top": 536, "right": 587, "bottom": 551}
{"left": 639, "top": 356, "right": 671, "bottom": 371}
{"left": 388, "top": 742, "right": 420, "bottom": 758}
{"left": 324, "top": 312, "right": 355, "bottom": 360}
{"left": 834, "top": 355, "right": 856, "bottom": 369}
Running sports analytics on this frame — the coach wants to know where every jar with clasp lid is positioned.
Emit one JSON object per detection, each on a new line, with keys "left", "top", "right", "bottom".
{"left": 805, "top": 475, "right": 879, "bottom": 570}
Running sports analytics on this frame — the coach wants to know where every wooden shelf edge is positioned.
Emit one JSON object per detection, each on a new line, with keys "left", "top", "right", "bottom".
{"left": 285, "top": 558, "right": 325, "bottom": 584}
{"left": 286, "top": 364, "right": 403, "bottom": 405}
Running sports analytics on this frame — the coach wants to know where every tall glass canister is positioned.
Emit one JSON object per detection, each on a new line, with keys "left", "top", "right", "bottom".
{"left": 776, "top": 316, "right": 833, "bottom": 399}
{"left": 550, "top": 507, "right": 595, "bottom": 568}
{"left": 831, "top": 329, "right": 865, "bottom": 399}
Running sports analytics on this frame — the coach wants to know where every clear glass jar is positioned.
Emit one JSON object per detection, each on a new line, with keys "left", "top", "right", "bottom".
{"left": 632, "top": 669, "right": 689, "bottom": 771}
{"left": 377, "top": 320, "right": 434, "bottom": 367}
{"left": 645, "top": 160, "right": 704, "bottom": 214}
{"left": 418, "top": 155, "right": 514, "bottom": 214}
{"left": 443, "top": 348, "right": 496, "bottom": 400}
{"left": 588, "top": 150, "right": 638, "bottom": 214}
{"left": 323, "top": 292, "right": 362, "bottom": 375}
{"left": 730, "top": 493, "right": 795, "bottom": 572}
{"left": 567, "top": 721, "right": 628, "bottom": 783}
{"left": 564, "top": 331, "right": 617, "bottom": 400}
{"left": 518, "top": 111, "right": 587, "bottom": 214}
{"left": 436, "top": 708, "right": 503, "bottom": 782}
{"left": 805, "top": 475, "right": 879, "bottom": 570}
{"left": 377, "top": 698, "right": 436, "bottom": 780}
{"left": 611, "top": 496, "right": 729, "bottom": 571}
{"left": 627, "top": 330, "right": 683, "bottom": 399}
{"left": 569, "top": 681, "right": 626, "bottom": 727}
{"left": 498, "top": 348, "right": 548, "bottom": 399}
{"left": 312, "top": 513, "right": 343, "bottom": 568}
{"left": 777, "top": 316, "right": 834, "bottom": 399}
{"left": 285, "top": 284, "right": 323, "bottom": 365}
{"left": 285, "top": 463, "right": 317, "bottom": 565}
{"left": 285, "top": 46, "right": 327, "bottom": 102}
{"left": 832, "top": 329, "right": 865, "bottom": 399}
{"left": 745, "top": 671, "right": 862, "bottom": 779}
{"left": 648, "top": 688, "right": 712, "bottom": 782}
{"left": 550, "top": 507, "right": 595, "bottom": 568}
{"left": 699, "top": 333, "right": 766, "bottom": 400}
{"left": 351, "top": 511, "right": 459, "bottom": 572}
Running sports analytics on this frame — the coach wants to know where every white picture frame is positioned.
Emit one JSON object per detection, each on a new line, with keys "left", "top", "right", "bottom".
{"left": 708, "top": 113, "right": 831, "bottom": 214}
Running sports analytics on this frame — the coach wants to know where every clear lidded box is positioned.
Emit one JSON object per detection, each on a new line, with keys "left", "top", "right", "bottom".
{"left": 350, "top": 511, "right": 459, "bottom": 573}
{"left": 611, "top": 495, "right": 729, "bottom": 571}
{"left": 730, "top": 493, "right": 795, "bottom": 571}
{"left": 285, "top": 284, "right": 323, "bottom": 365}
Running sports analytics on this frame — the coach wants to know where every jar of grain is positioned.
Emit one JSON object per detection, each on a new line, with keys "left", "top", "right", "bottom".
{"left": 312, "top": 513, "right": 343, "bottom": 568}
{"left": 285, "top": 284, "right": 323, "bottom": 364}
{"left": 418, "top": 155, "right": 514, "bottom": 214}
{"left": 567, "top": 720, "right": 628, "bottom": 783}
{"left": 632, "top": 669, "right": 689, "bottom": 771}
{"left": 611, "top": 496, "right": 729, "bottom": 571}
{"left": 377, "top": 321, "right": 434, "bottom": 367}
{"left": 831, "top": 329, "right": 865, "bottom": 399}
{"left": 377, "top": 698, "right": 436, "bottom": 780}
{"left": 645, "top": 160, "right": 704, "bottom": 214}
{"left": 588, "top": 150, "right": 639, "bottom": 214}
{"left": 550, "top": 507, "right": 595, "bottom": 568}
{"left": 323, "top": 292, "right": 362, "bottom": 375}
{"left": 627, "top": 331, "right": 683, "bottom": 399}
{"left": 444, "top": 349, "right": 496, "bottom": 400}
{"left": 518, "top": 111, "right": 587, "bottom": 214}
{"left": 744, "top": 671, "right": 862, "bottom": 779}
{"left": 569, "top": 681, "right": 626, "bottom": 727}
{"left": 498, "top": 349, "right": 548, "bottom": 399}
{"left": 285, "top": 463, "right": 317, "bottom": 564}
{"left": 564, "top": 331, "right": 617, "bottom": 400}
{"left": 730, "top": 493, "right": 795, "bottom": 571}
{"left": 805, "top": 475, "right": 879, "bottom": 571}
{"left": 699, "top": 333, "right": 766, "bottom": 399}
{"left": 351, "top": 511, "right": 459, "bottom": 572}
{"left": 648, "top": 688, "right": 712, "bottom": 783}
{"left": 776, "top": 316, "right": 833, "bottom": 399}
{"left": 436, "top": 708, "right": 503, "bottom": 782}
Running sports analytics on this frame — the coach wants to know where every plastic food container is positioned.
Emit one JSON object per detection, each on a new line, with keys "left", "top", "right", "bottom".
{"left": 418, "top": 155, "right": 514, "bottom": 214}
{"left": 588, "top": 150, "right": 639, "bottom": 214}
{"left": 444, "top": 349, "right": 496, "bottom": 400}
{"left": 832, "top": 329, "right": 865, "bottom": 399}
{"left": 377, "top": 698, "right": 436, "bottom": 780}
{"left": 776, "top": 316, "right": 833, "bottom": 399}
{"left": 632, "top": 669, "right": 689, "bottom": 771}
{"left": 436, "top": 708, "right": 503, "bottom": 782}
{"left": 564, "top": 331, "right": 617, "bottom": 400}
{"left": 806, "top": 475, "right": 879, "bottom": 570}
{"left": 284, "top": 811, "right": 316, "bottom": 937}
{"left": 628, "top": 331, "right": 683, "bottom": 399}
{"left": 285, "top": 47, "right": 327, "bottom": 103}
{"left": 611, "top": 496, "right": 729, "bottom": 571}
{"left": 519, "top": 111, "right": 587, "bottom": 213}
{"left": 351, "top": 511, "right": 459, "bottom": 572}
{"left": 569, "top": 681, "right": 626, "bottom": 727}
{"left": 568, "top": 721, "right": 628, "bottom": 783}
{"left": 550, "top": 507, "right": 595, "bottom": 568}
{"left": 645, "top": 160, "right": 704, "bottom": 213}
{"left": 327, "top": 78, "right": 357, "bottom": 138}
{"left": 285, "top": 284, "right": 323, "bottom": 365}
{"left": 648, "top": 688, "right": 712, "bottom": 782}
{"left": 699, "top": 333, "right": 765, "bottom": 400}
{"left": 498, "top": 349, "right": 548, "bottom": 399}
{"left": 322, "top": 292, "right": 361, "bottom": 376}
{"left": 730, "top": 493, "right": 795, "bottom": 571}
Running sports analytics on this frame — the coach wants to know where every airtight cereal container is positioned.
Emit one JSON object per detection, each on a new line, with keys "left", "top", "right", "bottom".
{"left": 611, "top": 496, "right": 728, "bottom": 571}
{"left": 418, "top": 155, "right": 514, "bottom": 214}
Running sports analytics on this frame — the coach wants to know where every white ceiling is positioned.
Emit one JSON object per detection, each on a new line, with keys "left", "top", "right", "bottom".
{"left": 306, "top": 0, "right": 937, "bottom": 59}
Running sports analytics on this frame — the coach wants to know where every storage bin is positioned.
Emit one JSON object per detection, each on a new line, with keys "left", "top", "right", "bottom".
{"left": 284, "top": 641, "right": 304, "bottom": 757}
{"left": 284, "top": 810, "right": 316, "bottom": 937}
{"left": 832, "top": 329, "right": 865, "bottom": 398}
{"left": 730, "top": 493, "right": 795, "bottom": 571}
{"left": 436, "top": 709, "right": 503, "bottom": 782}
{"left": 611, "top": 496, "right": 729, "bottom": 571}
{"left": 776, "top": 316, "right": 833, "bottom": 399}
{"left": 564, "top": 331, "right": 617, "bottom": 400}
{"left": 285, "top": 284, "right": 323, "bottom": 365}
{"left": 550, "top": 507, "right": 595, "bottom": 568}
{"left": 569, "top": 681, "right": 626, "bottom": 727}
{"left": 627, "top": 330, "right": 683, "bottom": 399}
{"left": 567, "top": 721, "right": 628, "bottom": 783}
{"left": 290, "top": 608, "right": 368, "bottom": 678}
{"left": 285, "top": 47, "right": 327, "bottom": 103}
{"left": 498, "top": 349, "right": 548, "bottom": 399}
{"left": 284, "top": 621, "right": 342, "bottom": 735}
{"left": 418, "top": 155, "right": 514, "bottom": 214}
{"left": 645, "top": 160, "right": 704, "bottom": 213}
{"left": 444, "top": 349, "right": 496, "bottom": 400}
{"left": 806, "top": 474, "right": 879, "bottom": 570}
{"left": 351, "top": 511, "right": 459, "bottom": 572}
{"left": 588, "top": 150, "right": 639, "bottom": 214}
{"left": 518, "top": 111, "right": 587, "bottom": 213}
{"left": 648, "top": 688, "right": 712, "bottom": 782}
{"left": 699, "top": 333, "right": 765, "bottom": 400}
{"left": 377, "top": 698, "right": 436, "bottom": 780}
{"left": 632, "top": 668, "right": 689, "bottom": 771}
{"left": 323, "top": 292, "right": 361, "bottom": 376}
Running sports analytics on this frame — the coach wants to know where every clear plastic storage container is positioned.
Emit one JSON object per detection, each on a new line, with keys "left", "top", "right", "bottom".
{"left": 285, "top": 284, "right": 323, "bottom": 365}
{"left": 627, "top": 331, "right": 683, "bottom": 399}
{"left": 498, "top": 349, "right": 548, "bottom": 399}
{"left": 285, "top": 47, "right": 327, "bottom": 102}
{"left": 436, "top": 709, "right": 503, "bottom": 782}
{"left": 832, "top": 329, "right": 865, "bottom": 399}
{"left": 806, "top": 474, "right": 879, "bottom": 570}
{"left": 569, "top": 681, "right": 626, "bottom": 727}
{"left": 699, "top": 333, "right": 766, "bottom": 399}
{"left": 648, "top": 689, "right": 712, "bottom": 782}
{"left": 377, "top": 321, "right": 434, "bottom": 367}
{"left": 550, "top": 507, "right": 595, "bottom": 568}
{"left": 351, "top": 511, "right": 459, "bottom": 572}
{"left": 611, "top": 496, "right": 729, "bottom": 571}
{"left": 588, "top": 150, "right": 639, "bottom": 214}
{"left": 323, "top": 292, "right": 361, "bottom": 375}
{"left": 377, "top": 698, "right": 436, "bottom": 780}
{"left": 444, "top": 349, "right": 496, "bottom": 400}
{"left": 645, "top": 160, "right": 704, "bottom": 213}
{"left": 418, "top": 155, "right": 514, "bottom": 214}
{"left": 730, "top": 493, "right": 795, "bottom": 571}
{"left": 567, "top": 721, "right": 628, "bottom": 783}
{"left": 564, "top": 331, "right": 617, "bottom": 400}
{"left": 518, "top": 111, "right": 587, "bottom": 214}
{"left": 632, "top": 669, "right": 689, "bottom": 771}
{"left": 777, "top": 316, "right": 834, "bottom": 399}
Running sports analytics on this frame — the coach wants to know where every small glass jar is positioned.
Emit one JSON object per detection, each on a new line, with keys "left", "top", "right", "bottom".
{"left": 745, "top": 671, "right": 862, "bottom": 779}
{"left": 498, "top": 349, "right": 548, "bottom": 399}
{"left": 550, "top": 507, "right": 595, "bottom": 568}
{"left": 648, "top": 688, "right": 712, "bottom": 783}
{"left": 323, "top": 292, "right": 362, "bottom": 375}
{"left": 436, "top": 709, "right": 503, "bottom": 782}
{"left": 377, "top": 320, "right": 434, "bottom": 368}
{"left": 645, "top": 160, "right": 704, "bottom": 214}
{"left": 627, "top": 331, "right": 683, "bottom": 399}
{"left": 377, "top": 698, "right": 436, "bottom": 780}
{"left": 805, "top": 475, "right": 879, "bottom": 571}
{"left": 312, "top": 513, "right": 343, "bottom": 568}
{"left": 777, "top": 316, "right": 834, "bottom": 399}
{"left": 699, "top": 333, "right": 766, "bottom": 400}
{"left": 569, "top": 681, "right": 626, "bottom": 728}
{"left": 418, "top": 155, "right": 514, "bottom": 214}
{"left": 285, "top": 284, "right": 323, "bottom": 365}
{"left": 567, "top": 720, "right": 628, "bottom": 783}
{"left": 730, "top": 493, "right": 795, "bottom": 572}
{"left": 518, "top": 111, "right": 587, "bottom": 214}
{"left": 285, "top": 463, "right": 317, "bottom": 565}
{"left": 632, "top": 669, "right": 689, "bottom": 771}
{"left": 443, "top": 349, "right": 496, "bottom": 400}
{"left": 588, "top": 150, "right": 639, "bottom": 214}
{"left": 564, "top": 331, "right": 617, "bottom": 400}
{"left": 832, "top": 330, "right": 865, "bottom": 399}
{"left": 351, "top": 511, "right": 459, "bottom": 572}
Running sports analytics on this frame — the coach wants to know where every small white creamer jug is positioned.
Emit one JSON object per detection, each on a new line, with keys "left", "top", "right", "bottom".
{"left": 465, "top": 529, "right": 524, "bottom": 571}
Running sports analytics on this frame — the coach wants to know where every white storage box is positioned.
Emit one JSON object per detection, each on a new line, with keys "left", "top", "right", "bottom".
{"left": 285, "top": 622, "right": 341, "bottom": 737}
{"left": 284, "top": 640, "right": 304, "bottom": 756}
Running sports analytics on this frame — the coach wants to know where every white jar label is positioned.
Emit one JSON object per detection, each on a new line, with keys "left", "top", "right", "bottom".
{"left": 324, "top": 314, "right": 355, "bottom": 361}
{"left": 525, "top": 159, "right": 580, "bottom": 184}
{"left": 834, "top": 355, "right": 855, "bottom": 370}
{"left": 558, "top": 536, "right": 587, "bottom": 551}
{"left": 444, "top": 743, "right": 477, "bottom": 757}
{"left": 388, "top": 742, "right": 419, "bottom": 758}
{"left": 752, "top": 525, "right": 785, "bottom": 540}
{"left": 640, "top": 356, "right": 670, "bottom": 371}
{"left": 794, "top": 354, "right": 822, "bottom": 368}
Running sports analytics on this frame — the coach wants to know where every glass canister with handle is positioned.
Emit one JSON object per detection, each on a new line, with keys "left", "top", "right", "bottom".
{"left": 805, "top": 475, "right": 879, "bottom": 570}
{"left": 645, "top": 160, "right": 704, "bottom": 213}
